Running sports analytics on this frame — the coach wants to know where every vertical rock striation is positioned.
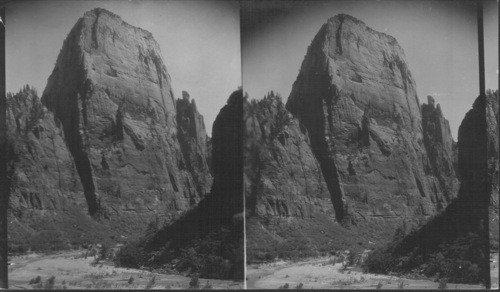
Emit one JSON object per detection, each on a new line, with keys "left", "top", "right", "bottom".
{"left": 244, "top": 92, "right": 337, "bottom": 261}
{"left": 41, "top": 8, "right": 211, "bottom": 220}
{"left": 286, "top": 14, "right": 458, "bottom": 226}
{"left": 245, "top": 92, "right": 331, "bottom": 219}
{"left": 244, "top": 92, "right": 331, "bottom": 219}
{"left": 7, "top": 86, "right": 83, "bottom": 212}
{"left": 6, "top": 86, "right": 87, "bottom": 251}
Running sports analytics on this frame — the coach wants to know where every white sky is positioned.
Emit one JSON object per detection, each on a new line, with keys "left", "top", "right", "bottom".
{"left": 242, "top": 0, "right": 498, "bottom": 140}
{"left": 6, "top": 0, "right": 241, "bottom": 135}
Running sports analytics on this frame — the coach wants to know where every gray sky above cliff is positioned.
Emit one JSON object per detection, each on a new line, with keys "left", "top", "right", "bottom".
{"left": 242, "top": 0, "right": 498, "bottom": 140}
{"left": 6, "top": 0, "right": 241, "bottom": 135}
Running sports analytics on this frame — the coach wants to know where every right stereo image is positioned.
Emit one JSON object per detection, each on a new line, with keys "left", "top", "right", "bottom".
{"left": 242, "top": 0, "right": 498, "bottom": 289}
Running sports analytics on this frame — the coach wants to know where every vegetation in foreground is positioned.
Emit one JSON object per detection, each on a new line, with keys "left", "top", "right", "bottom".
{"left": 114, "top": 211, "right": 244, "bottom": 280}
{"left": 245, "top": 212, "right": 415, "bottom": 264}
{"left": 364, "top": 196, "right": 488, "bottom": 284}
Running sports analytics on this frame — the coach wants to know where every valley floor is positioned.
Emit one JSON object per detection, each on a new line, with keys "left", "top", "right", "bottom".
{"left": 8, "top": 250, "right": 243, "bottom": 290}
{"left": 246, "top": 254, "right": 498, "bottom": 290}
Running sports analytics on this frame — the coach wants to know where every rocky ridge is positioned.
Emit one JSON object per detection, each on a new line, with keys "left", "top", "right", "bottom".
{"left": 7, "top": 87, "right": 89, "bottom": 251}
{"left": 421, "top": 95, "right": 459, "bottom": 206}
{"left": 244, "top": 92, "right": 343, "bottom": 261}
{"left": 8, "top": 8, "right": 212, "bottom": 250}
{"left": 176, "top": 91, "right": 213, "bottom": 201}
{"left": 244, "top": 92, "right": 331, "bottom": 219}
{"left": 7, "top": 86, "right": 83, "bottom": 213}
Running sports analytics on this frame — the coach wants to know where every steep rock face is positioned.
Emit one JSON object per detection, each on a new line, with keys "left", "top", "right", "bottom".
{"left": 244, "top": 92, "right": 331, "bottom": 219}
{"left": 38, "top": 9, "right": 210, "bottom": 233}
{"left": 286, "top": 14, "right": 457, "bottom": 224}
{"left": 245, "top": 92, "right": 345, "bottom": 262}
{"left": 422, "top": 95, "right": 459, "bottom": 206}
{"left": 7, "top": 87, "right": 84, "bottom": 213}
{"left": 176, "top": 91, "right": 212, "bottom": 201}
{"left": 6, "top": 87, "right": 88, "bottom": 251}
{"left": 7, "top": 87, "right": 83, "bottom": 212}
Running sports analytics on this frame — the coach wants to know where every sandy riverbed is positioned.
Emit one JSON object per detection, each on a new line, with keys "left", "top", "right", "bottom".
{"left": 8, "top": 250, "right": 243, "bottom": 290}
{"left": 246, "top": 255, "right": 494, "bottom": 289}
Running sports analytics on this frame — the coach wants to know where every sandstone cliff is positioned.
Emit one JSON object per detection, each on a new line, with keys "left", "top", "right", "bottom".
{"left": 245, "top": 92, "right": 331, "bottom": 219}
{"left": 40, "top": 7, "right": 212, "bottom": 219}
{"left": 286, "top": 14, "right": 458, "bottom": 225}
{"left": 176, "top": 91, "right": 213, "bottom": 203}
{"left": 6, "top": 86, "right": 87, "bottom": 251}
{"left": 422, "top": 95, "right": 459, "bottom": 207}
{"left": 8, "top": 8, "right": 212, "bottom": 250}
{"left": 244, "top": 92, "right": 344, "bottom": 261}
{"left": 7, "top": 86, "right": 83, "bottom": 213}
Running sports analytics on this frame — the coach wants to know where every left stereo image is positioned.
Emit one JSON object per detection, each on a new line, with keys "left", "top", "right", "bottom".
{"left": 3, "top": 1, "right": 243, "bottom": 289}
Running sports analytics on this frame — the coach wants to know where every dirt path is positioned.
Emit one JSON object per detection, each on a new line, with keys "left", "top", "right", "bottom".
{"left": 8, "top": 250, "right": 243, "bottom": 289}
{"left": 247, "top": 257, "right": 486, "bottom": 289}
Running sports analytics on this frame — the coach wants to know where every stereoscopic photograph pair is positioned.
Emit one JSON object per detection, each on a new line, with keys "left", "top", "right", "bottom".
{"left": 0, "top": 0, "right": 497, "bottom": 289}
